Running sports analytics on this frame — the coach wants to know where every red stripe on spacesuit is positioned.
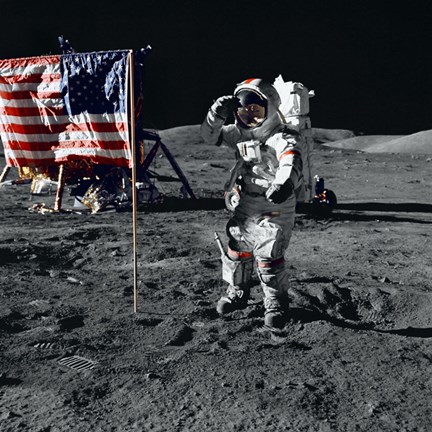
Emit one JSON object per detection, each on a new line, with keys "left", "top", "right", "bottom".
{"left": 243, "top": 78, "right": 257, "bottom": 84}
{"left": 278, "top": 150, "right": 301, "bottom": 161}
{"left": 256, "top": 257, "right": 285, "bottom": 268}
{"left": 227, "top": 247, "right": 253, "bottom": 260}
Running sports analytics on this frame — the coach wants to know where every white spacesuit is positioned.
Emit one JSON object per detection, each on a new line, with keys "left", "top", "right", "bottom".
{"left": 201, "top": 78, "right": 304, "bottom": 329}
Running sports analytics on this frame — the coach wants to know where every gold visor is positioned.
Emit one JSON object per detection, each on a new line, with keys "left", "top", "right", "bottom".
{"left": 236, "top": 104, "right": 266, "bottom": 127}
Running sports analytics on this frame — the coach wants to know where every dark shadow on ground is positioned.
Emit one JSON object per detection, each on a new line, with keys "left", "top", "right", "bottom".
{"left": 0, "top": 374, "right": 22, "bottom": 385}
{"left": 296, "top": 202, "right": 432, "bottom": 224}
{"left": 330, "top": 318, "right": 432, "bottom": 338}
{"left": 318, "top": 212, "right": 432, "bottom": 224}
{"left": 136, "top": 198, "right": 432, "bottom": 225}
{"left": 139, "top": 197, "right": 226, "bottom": 212}
{"left": 376, "top": 327, "right": 432, "bottom": 338}
{"left": 336, "top": 202, "right": 432, "bottom": 213}
{"left": 288, "top": 308, "right": 432, "bottom": 338}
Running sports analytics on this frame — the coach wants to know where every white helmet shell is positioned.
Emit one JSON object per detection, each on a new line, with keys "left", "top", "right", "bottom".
{"left": 234, "top": 78, "right": 281, "bottom": 109}
{"left": 233, "top": 78, "right": 283, "bottom": 137}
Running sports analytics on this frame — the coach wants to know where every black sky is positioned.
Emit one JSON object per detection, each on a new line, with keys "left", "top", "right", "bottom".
{"left": 1, "top": 0, "right": 431, "bottom": 134}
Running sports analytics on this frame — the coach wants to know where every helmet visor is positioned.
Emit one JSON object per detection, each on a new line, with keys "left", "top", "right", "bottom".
{"left": 236, "top": 104, "right": 266, "bottom": 128}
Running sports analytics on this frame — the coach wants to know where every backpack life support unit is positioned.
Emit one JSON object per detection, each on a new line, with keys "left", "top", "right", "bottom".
{"left": 273, "top": 75, "right": 315, "bottom": 202}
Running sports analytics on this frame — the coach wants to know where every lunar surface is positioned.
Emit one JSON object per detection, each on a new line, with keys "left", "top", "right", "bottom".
{"left": 1, "top": 125, "right": 431, "bottom": 431}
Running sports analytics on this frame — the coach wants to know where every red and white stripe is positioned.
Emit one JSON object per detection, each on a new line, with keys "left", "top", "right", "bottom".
{"left": 0, "top": 55, "right": 131, "bottom": 168}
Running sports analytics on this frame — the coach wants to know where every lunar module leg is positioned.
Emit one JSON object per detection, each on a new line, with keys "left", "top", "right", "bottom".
{"left": 0, "top": 166, "right": 11, "bottom": 184}
{"left": 141, "top": 131, "right": 196, "bottom": 199}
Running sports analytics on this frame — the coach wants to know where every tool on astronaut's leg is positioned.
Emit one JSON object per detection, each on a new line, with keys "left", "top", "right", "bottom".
{"left": 214, "top": 232, "right": 225, "bottom": 256}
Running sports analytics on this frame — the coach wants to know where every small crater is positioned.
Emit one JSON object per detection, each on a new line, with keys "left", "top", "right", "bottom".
{"left": 0, "top": 319, "right": 27, "bottom": 334}
{"left": 157, "top": 317, "right": 195, "bottom": 346}
{"left": 134, "top": 317, "right": 163, "bottom": 327}
{"left": 58, "top": 315, "right": 85, "bottom": 331}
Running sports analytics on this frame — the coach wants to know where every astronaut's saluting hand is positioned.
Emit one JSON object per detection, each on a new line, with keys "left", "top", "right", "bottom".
{"left": 201, "top": 78, "right": 304, "bottom": 331}
{"left": 211, "top": 95, "right": 241, "bottom": 119}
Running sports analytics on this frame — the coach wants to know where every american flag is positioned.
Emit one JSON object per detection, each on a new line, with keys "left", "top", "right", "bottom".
{"left": 0, "top": 50, "right": 132, "bottom": 168}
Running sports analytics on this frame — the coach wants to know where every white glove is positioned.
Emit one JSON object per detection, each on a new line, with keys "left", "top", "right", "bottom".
{"left": 265, "top": 181, "right": 294, "bottom": 204}
{"left": 211, "top": 95, "right": 240, "bottom": 119}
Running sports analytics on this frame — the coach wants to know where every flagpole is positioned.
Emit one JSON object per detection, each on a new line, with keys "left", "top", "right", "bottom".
{"left": 128, "top": 50, "right": 139, "bottom": 313}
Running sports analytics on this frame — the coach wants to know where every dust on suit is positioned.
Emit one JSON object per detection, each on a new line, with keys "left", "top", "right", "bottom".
{"left": 201, "top": 78, "right": 304, "bottom": 325}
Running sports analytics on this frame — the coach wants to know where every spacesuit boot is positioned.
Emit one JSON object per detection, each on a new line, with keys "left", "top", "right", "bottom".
{"left": 216, "top": 284, "right": 250, "bottom": 315}
{"left": 217, "top": 251, "right": 254, "bottom": 315}
{"left": 264, "top": 297, "right": 286, "bottom": 329}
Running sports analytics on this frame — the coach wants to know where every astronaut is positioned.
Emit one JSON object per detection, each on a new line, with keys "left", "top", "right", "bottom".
{"left": 201, "top": 78, "right": 304, "bottom": 330}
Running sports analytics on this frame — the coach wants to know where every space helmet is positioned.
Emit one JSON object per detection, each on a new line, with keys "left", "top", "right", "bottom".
{"left": 233, "top": 78, "right": 281, "bottom": 129}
